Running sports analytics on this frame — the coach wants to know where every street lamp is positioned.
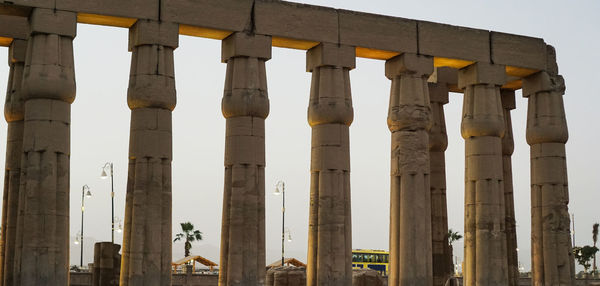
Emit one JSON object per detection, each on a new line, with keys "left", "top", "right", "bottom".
{"left": 115, "top": 217, "right": 123, "bottom": 233}
{"left": 77, "top": 184, "right": 92, "bottom": 267}
{"left": 100, "top": 162, "right": 115, "bottom": 244}
{"left": 274, "top": 180, "right": 286, "bottom": 267}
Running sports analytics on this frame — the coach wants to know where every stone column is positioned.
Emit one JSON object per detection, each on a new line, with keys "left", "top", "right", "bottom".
{"left": 523, "top": 68, "right": 575, "bottom": 285}
{"left": 120, "top": 20, "right": 178, "bottom": 286}
{"left": 93, "top": 242, "right": 121, "bottom": 286}
{"left": 500, "top": 90, "right": 519, "bottom": 286}
{"left": 458, "top": 62, "right": 508, "bottom": 286}
{"left": 218, "top": 32, "right": 271, "bottom": 286}
{"left": 0, "top": 39, "right": 26, "bottom": 286}
{"left": 305, "top": 43, "right": 354, "bottom": 286}
{"left": 386, "top": 53, "right": 433, "bottom": 286}
{"left": 428, "top": 67, "right": 452, "bottom": 286}
{"left": 266, "top": 266, "right": 306, "bottom": 286}
{"left": 10, "top": 8, "right": 76, "bottom": 286}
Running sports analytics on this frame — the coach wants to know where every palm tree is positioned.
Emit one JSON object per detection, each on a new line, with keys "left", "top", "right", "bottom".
{"left": 173, "top": 222, "right": 203, "bottom": 257}
{"left": 593, "top": 223, "right": 599, "bottom": 273}
{"left": 448, "top": 229, "right": 463, "bottom": 246}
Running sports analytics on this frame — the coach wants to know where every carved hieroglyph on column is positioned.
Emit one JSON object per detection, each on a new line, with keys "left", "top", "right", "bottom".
{"left": 0, "top": 39, "right": 26, "bottom": 286}
{"left": 12, "top": 8, "right": 76, "bottom": 285}
{"left": 523, "top": 63, "right": 575, "bottom": 285}
{"left": 120, "top": 20, "right": 178, "bottom": 286}
{"left": 500, "top": 90, "right": 519, "bottom": 286}
{"left": 386, "top": 53, "right": 433, "bottom": 286}
{"left": 306, "top": 43, "right": 354, "bottom": 286}
{"left": 218, "top": 32, "right": 271, "bottom": 286}
{"left": 459, "top": 62, "right": 508, "bottom": 286}
{"left": 428, "top": 67, "right": 452, "bottom": 286}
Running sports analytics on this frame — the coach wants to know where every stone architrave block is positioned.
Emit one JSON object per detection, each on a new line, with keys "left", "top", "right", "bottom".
{"left": 0, "top": 14, "right": 29, "bottom": 40}
{"left": 522, "top": 71, "right": 565, "bottom": 98}
{"left": 418, "top": 21, "right": 490, "bottom": 63}
{"left": 9, "top": 39, "right": 27, "bottom": 63}
{"left": 338, "top": 9, "right": 417, "bottom": 54}
{"left": 491, "top": 31, "right": 547, "bottom": 71}
{"left": 385, "top": 53, "right": 433, "bottom": 78}
{"left": 30, "top": 8, "right": 77, "bottom": 37}
{"left": 428, "top": 67, "right": 458, "bottom": 85}
{"left": 458, "top": 62, "right": 506, "bottom": 89}
{"left": 161, "top": 0, "right": 252, "bottom": 32}
{"left": 546, "top": 45, "right": 558, "bottom": 75}
{"left": 254, "top": 0, "right": 338, "bottom": 44}
{"left": 306, "top": 43, "right": 355, "bottom": 71}
{"left": 1, "top": 0, "right": 53, "bottom": 9}
{"left": 128, "top": 20, "right": 179, "bottom": 50}
{"left": 222, "top": 33, "right": 272, "bottom": 63}
{"left": 56, "top": 0, "right": 158, "bottom": 21}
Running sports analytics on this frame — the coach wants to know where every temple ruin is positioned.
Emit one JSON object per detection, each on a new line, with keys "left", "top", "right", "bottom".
{"left": 0, "top": 0, "right": 572, "bottom": 285}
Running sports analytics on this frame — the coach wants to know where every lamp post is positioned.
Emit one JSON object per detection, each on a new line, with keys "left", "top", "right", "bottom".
{"left": 100, "top": 162, "right": 115, "bottom": 243}
{"left": 77, "top": 184, "right": 92, "bottom": 267}
{"left": 274, "top": 180, "right": 286, "bottom": 267}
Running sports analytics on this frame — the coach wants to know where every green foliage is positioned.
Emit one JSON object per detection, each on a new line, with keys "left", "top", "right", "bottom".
{"left": 174, "top": 222, "right": 203, "bottom": 257}
{"left": 448, "top": 229, "right": 463, "bottom": 245}
{"left": 573, "top": 245, "right": 599, "bottom": 272}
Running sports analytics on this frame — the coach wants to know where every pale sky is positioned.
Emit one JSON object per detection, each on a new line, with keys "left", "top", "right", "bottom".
{"left": 0, "top": 0, "right": 598, "bottom": 273}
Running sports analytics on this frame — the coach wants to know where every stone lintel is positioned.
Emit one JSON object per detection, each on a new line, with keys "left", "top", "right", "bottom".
{"left": 338, "top": 9, "right": 417, "bottom": 54}
{"left": 254, "top": 0, "right": 338, "bottom": 45}
{"left": 0, "top": 14, "right": 29, "bottom": 40}
{"left": 128, "top": 20, "right": 179, "bottom": 50}
{"left": 546, "top": 44, "right": 559, "bottom": 75}
{"left": 58, "top": 0, "right": 159, "bottom": 22}
{"left": 385, "top": 53, "right": 433, "bottom": 79}
{"left": 418, "top": 20, "right": 490, "bottom": 63}
{"left": 491, "top": 31, "right": 546, "bottom": 71}
{"left": 428, "top": 66, "right": 458, "bottom": 89}
{"left": 221, "top": 32, "right": 272, "bottom": 63}
{"left": 8, "top": 39, "right": 27, "bottom": 64}
{"left": 306, "top": 42, "right": 355, "bottom": 72}
{"left": 522, "top": 71, "right": 565, "bottom": 98}
{"left": 458, "top": 62, "right": 506, "bottom": 89}
{"left": 30, "top": 8, "right": 77, "bottom": 37}
{"left": 501, "top": 89, "right": 516, "bottom": 110}
{"left": 428, "top": 83, "right": 449, "bottom": 104}
{"left": 162, "top": 0, "right": 251, "bottom": 33}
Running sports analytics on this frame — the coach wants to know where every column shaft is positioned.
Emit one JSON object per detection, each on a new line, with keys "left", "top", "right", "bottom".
{"left": 120, "top": 20, "right": 178, "bottom": 286}
{"left": 12, "top": 8, "right": 76, "bottom": 286}
{"left": 305, "top": 43, "right": 354, "bottom": 286}
{"left": 386, "top": 54, "right": 433, "bottom": 286}
{"left": 428, "top": 80, "right": 451, "bottom": 286}
{"left": 501, "top": 90, "right": 519, "bottom": 286}
{"left": 1, "top": 39, "right": 26, "bottom": 286}
{"left": 218, "top": 32, "right": 270, "bottom": 286}
{"left": 459, "top": 62, "right": 508, "bottom": 286}
{"left": 523, "top": 70, "right": 575, "bottom": 286}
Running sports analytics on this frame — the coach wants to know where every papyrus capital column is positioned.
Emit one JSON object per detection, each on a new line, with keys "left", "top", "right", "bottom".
{"left": 386, "top": 53, "right": 433, "bottom": 286}
{"left": 120, "top": 19, "right": 178, "bottom": 286}
{"left": 500, "top": 90, "right": 519, "bottom": 286}
{"left": 306, "top": 42, "right": 354, "bottom": 286}
{"left": 1, "top": 38, "right": 27, "bottom": 286}
{"left": 523, "top": 65, "right": 574, "bottom": 285}
{"left": 219, "top": 32, "right": 271, "bottom": 286}
{"left": 13, "top": 8, "right": 76, "bottom": 286}
{"left": 428, "top": 67, "right": 454, "bottom": 286}
{"left": 458, "top": 62, "right": 508, "bottom": 286}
